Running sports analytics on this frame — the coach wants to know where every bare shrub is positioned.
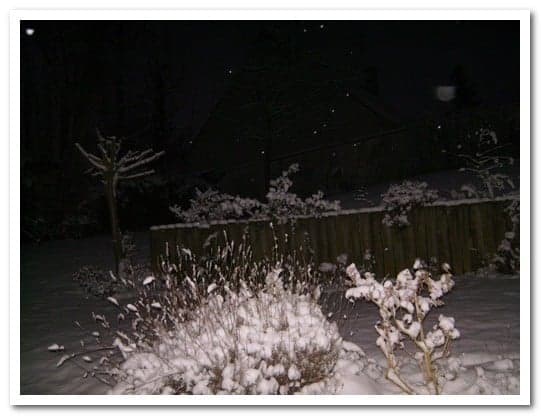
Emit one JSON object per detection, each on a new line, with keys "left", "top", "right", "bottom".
{"left": 456, "top": 128, "right": 515, "bottom": 199}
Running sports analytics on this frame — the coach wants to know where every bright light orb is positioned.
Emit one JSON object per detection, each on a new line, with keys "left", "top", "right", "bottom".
{"left": 435, "top": 85, "right": 456, "bottom": 102}
{"left": 25, "top": 28, "right": 35, "bottom": 36}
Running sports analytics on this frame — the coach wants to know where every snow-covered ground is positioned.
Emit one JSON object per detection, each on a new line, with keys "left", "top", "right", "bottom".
{"left": 20, "top": 233, "right": 149, "bottom": 395}
{"left": 20, "top": 233, "right": 519, "bottom": 395}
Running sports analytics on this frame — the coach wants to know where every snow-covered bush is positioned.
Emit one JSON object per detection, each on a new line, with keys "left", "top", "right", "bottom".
{"left": 110, "top": 271, "right": 342, "bottom": 394}
{"left": 492, "top": 200, "right": 520, "bottom": 274}
{"left": 381, "top": 181, "right": 438, "bottom": 227}
{"left": 345, "top": 259, "right": 459, "bottom": 394}
{"left": 456, "top": 128, "right": 515, "bottom": 199}
{"left": 170, "top": 164, "right": 340, "bottom": 225}
{"left": 266, "top": 164, "right": 340, "bottom": 224}
{"left": 170, "top": 189, "right": 266, "bottom": 223}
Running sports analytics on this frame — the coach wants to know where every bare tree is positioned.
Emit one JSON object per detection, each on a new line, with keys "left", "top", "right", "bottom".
{"left": 76, "top": 129, "right": 164, "bottom": 275}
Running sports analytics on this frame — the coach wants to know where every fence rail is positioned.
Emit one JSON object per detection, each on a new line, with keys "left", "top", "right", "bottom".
{"left": 150, "top": 197, "right": 517, "bottom": 277}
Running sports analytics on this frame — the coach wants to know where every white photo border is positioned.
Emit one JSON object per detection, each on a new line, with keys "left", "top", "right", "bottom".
{"left": 9, "top": 8, "right": 531, "bottom": 406}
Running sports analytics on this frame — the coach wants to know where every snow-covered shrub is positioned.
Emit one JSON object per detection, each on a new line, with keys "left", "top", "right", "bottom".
{"left": 73, "top": 265, "right": 119, "bottom": 298}
{"left": 456, "top": 128, "right": 515, "bottom": 199}
{"left": 492, "top": 200, "right": 520, "bottom": 274}
{"left": 266, "top": 164, "right": 340, "bottom": 224}
{"left": 265, "top": 163, "right": 306, "bottom": 220}
{"left": 381, "top": 181, "right": 438, "bottom": 227}
{"left": 345, "top": 259, "right": 459, "bottom": 394}
{"left": 170, "top": 164, "right": 340, "bottom": 225}
{"left": 170, "top": 189, "right": 266, "bottom": 223}
{"left": 110, "top": 272, "right": 342, "bottom": 394}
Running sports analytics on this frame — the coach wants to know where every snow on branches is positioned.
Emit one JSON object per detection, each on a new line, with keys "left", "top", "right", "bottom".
{"left": 381, "top": 181, "right": 438, "bottom": 227}
{"left": 170, "top": 189, "right": 266, "bottom": 223}
{"left": 345, "top": 260, "right": 459, "bottom": 394}
{"left": 75, "top": 129, "right": 165, "bottom": 194}
{"left": 266, "top": 163, "right": 341, "bottom": 223}
{"left": 170, "top": 163, "right": 341, "bottom": 225}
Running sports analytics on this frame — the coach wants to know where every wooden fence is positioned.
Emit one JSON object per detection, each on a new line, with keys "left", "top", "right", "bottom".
{"left": 149, "top": 197, "right": 517, "bottom": 277}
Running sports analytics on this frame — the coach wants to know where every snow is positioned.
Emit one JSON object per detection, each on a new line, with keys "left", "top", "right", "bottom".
{"left": 321, "top": 271, "right": 520, "bottom": 394}
{"left": 20, "top": 233, "right": 520, "bottom": 395}
{"left": 332, "top": 166, "right": 520, "bottom": 210}
{"left": 169, "top": 164, "right": 340, "bottom": 226}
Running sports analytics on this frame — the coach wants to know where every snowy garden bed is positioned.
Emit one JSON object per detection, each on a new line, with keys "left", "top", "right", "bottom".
{"left": 21, "top": 233, "right": 520, "bottom": 395}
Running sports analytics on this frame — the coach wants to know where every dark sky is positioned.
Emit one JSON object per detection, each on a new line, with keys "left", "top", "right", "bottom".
{"left": 358, "top": 20, "right": 520, "bottom": 117}
{"left": 21, "top": 19, "right": 519, "bottom": 139}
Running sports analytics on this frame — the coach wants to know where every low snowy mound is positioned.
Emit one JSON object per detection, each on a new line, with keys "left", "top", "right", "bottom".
{"left": 110, "top": 271, "right": 346, "bottom": 395}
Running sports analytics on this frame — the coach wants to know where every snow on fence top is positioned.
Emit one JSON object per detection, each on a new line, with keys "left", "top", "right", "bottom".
{"left": 149, "top": 195, "right": 518, "bottom": 231}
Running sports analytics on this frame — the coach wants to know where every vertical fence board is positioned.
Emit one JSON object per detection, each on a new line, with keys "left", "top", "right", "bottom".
{"left": 492, "top": 201, "right": 507, "bottom": 252}
{"left": 334, "top": 215, "right": 349, "bottom": 261}
{"left": 380, "top": 213, "right": 397, "bottom": 278}
{"left": 390, "top": 226, "right": 404, "bottom": 273}
{"left": 425, "top": 206, "right": 439, "bottom": 263}
{"left": 354, "top": 213, "right": 367, "bottom": 267}
{"left": 306, "top": 217, "right": 320, "bottom": 261}
{"left": 412, "top": 208, "right": 428, "bottom": 266}
{"left": 369, "top": 211, "right": 386, "bottom": 277}
{"left": 326, "top": 216, "right": 338, "bottom": 262}
{"left": 461, "top": 204, "right": 473, "bottom": 273}
{"left": 469, "top": 204, "right": 485, "bottom": 269}
{"left": 446, "top": 205, "right": 462, "bottom": 274}
{"left": 249, "top": 222, "right": 262, "bottom": 260}
{"left": 482, "top": 202, "right": 498, "bottom": 259}
{"left": 436, "top": 206, "right": 452, "bottom": 266}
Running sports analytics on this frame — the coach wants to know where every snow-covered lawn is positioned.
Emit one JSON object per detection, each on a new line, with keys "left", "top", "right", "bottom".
{"left": 20, "top": 233, "right": 519, "bottom": 395}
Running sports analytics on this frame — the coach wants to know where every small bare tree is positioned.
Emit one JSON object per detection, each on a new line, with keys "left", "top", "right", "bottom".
{"left": 76, "top": 129, "right": 164, "bottom": 276}
{"left": 457, "top": 128, "right": 515, "bottom": 199}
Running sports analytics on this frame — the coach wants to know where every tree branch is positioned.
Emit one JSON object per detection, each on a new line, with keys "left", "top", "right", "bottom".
{"left": 75, "top": 143, "right": 106, "bottom": 171}
{"left": 119, "top": 150, "right": 165, "bottom": 173}
{"left": 118, "top": 170, "right": 155, "bottom": 181}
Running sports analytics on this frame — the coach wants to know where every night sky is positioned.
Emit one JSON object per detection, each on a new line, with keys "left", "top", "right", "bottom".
{"left": 20, "top": 19, "right": 520, "bottom": 240}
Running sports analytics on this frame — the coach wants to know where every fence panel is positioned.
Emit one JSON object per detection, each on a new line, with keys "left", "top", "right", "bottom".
{"left": 150, "top": 197, "right": 516, "bottom": 277}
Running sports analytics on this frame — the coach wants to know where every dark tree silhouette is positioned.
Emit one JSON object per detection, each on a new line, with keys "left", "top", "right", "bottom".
{"left": 451, "top": 64, "right": 479, "bottom": 109}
